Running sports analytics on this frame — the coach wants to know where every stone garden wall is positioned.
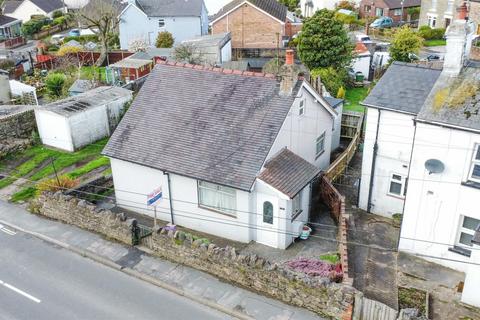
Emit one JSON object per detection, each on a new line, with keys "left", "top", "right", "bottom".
{"left": 0, "top": 106, "right": 37, "bottom": 158}
{"left": 31, "top": 192, "right": 357, "bottom": 319}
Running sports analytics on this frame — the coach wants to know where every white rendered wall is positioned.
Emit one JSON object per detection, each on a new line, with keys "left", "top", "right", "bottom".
{"left": 110, "top": 158, "right": 253, "bottom": 243}
{"left": 220, "top": 40, "right": 232, "bottom": 64}
{"left": 268, "top": 84, "right": 335, "bottom": 171}
{"left": 35, "top": 110, "right": 73, "bottom": 151}
{"left": 119, "top": 5, "right": 205, "bottom": 50}
{"left": 399, "top": 123, "right": 480, "bottom": 272}
{"left": 358, "top": 108, "right": 415, "bottom": 216}
{"left": 352, "top": 54, "right": 371, "bottom": 79}
{"left": 462, "top": 244, "right": 480, "bottom": 307}
{"left": 331, "top": 103, "right": 343, "bottom": 151}
{"left": 69, "top": 106, "right": 110, "bottom": 151}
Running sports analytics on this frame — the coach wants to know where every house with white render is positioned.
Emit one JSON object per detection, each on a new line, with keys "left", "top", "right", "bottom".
{"left": 118, "top": 0, "right": 209, "bottom": 50}
{"left": 360, "top": 13, "right": 480, "bottom": 307}
{"left": 103, "top": 51, "right": 340, "bottom": 249}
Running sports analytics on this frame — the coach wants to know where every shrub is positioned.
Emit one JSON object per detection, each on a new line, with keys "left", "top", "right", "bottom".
{"left": 52, "top": 16, "right": 67, "bottom": 26}
{"left": 37, "top": 176, "right": 79, "bottom": 194}
{"left": 155, "top": 31, "right": 174, "bottom": 48}
{"left": 63, "top": 34, "right": 98, "bottom": 44}
{"left": 21, "top": 18, "right": 48, "bottom": 36}
{"left": 311, "top": 67, "right": 347, "bottom": 97}
{"left": 57, "top": 45, "right": 82, "bottom": 56}
{"left": 0, "top": 59, "right": 15, "bottom": 71}
{"left": 286, "top": 257, "right": 343, "bottom": 281}
{"left": 418, "top": 25, "right": 445, "bottom": 40}
{"left": 52, "top": 10, "right": 64, "bottom": 18}
{"left": 45, "top": 73, "right": 66, "bottom": 98}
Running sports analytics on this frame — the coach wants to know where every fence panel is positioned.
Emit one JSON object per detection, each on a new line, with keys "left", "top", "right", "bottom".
{"left": 353, "top": 296, "right": 398, "bottom": 320}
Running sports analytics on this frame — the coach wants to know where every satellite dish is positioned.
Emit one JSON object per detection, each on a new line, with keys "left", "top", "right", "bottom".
{"left": 425, "top": 159, "right": 445, "bottom": 175}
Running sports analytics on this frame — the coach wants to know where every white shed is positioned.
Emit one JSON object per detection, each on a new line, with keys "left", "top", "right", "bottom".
{"left": 35, "top": 86, "right": 132, "bottom": 152}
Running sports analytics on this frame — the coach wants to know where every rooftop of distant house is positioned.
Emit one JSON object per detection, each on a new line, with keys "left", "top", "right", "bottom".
{"left": 211, "top": 0, "right": 287, "bottom": 23}
{"left": 127, "top": 0, "right": 205, "bottom": 17}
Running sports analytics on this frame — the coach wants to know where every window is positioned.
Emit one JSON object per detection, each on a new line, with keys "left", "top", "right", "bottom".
{"left": 263, "top": 201, "right": 273, "bottom": 224}
{"left": 468, "top": 144, "right": 480, "bottom": 182}
{"left": 457, "top": 216, "right": 480, "bottom": 248}
{"left": 364, "top": 5, "right": 371, "bottom": 13}
{"left": 299, "top": 98, "right": 305, "bottom": 116}
{"left": 446, "top": 0, "right": 454, "bottom": 13}
{"left": 394, "top": 8, "right": 402, "bottom": 16}
{"left": 291, "top": 194, "right": 302, "bottom": 220}
{"left": 388, "top": 174, "right": 407, "bottom": 197}
{"left": 198, "top": 181, "right": 236, "bottom": 215}
{"left": 428, "top": 15, "right": 437, "bottom": 28}
{"left": 159, "top": 19, "right": 165, "bottom": 28}
{"left": 375, "top": 8, "right": 384, "bottom": 16}
{"left": 315, "top": 132, "right": 326, "bottom": 158}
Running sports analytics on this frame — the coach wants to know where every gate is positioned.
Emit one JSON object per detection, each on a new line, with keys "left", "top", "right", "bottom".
{"left": 131, "top": 220, "right": 153, "bottom": 246}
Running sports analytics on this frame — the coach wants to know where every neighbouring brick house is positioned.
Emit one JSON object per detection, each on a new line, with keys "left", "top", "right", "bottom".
{"left": 359, "top": 0, "right": 421, "bottom": 24}
{"left": 210, "top": 0, "right": 299, "bottom": 49}
{"left": 419, "top": 0, "right": 480, "bottom": 29}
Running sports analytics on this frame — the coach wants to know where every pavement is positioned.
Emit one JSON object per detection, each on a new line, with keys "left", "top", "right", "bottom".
{"left": 0, "top": 200, "right": 323, "bottom": 320}
{"left": 0, "top": 229, "right": 231, "bottom": 320}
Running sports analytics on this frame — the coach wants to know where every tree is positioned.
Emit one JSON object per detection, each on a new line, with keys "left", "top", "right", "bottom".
{"left": 155, "top": 31, "right": 174, "bottom": 48}
{"left": 297, "top": 9, "right": 353, "bottom": 70}
{"left": 278, "top": 0, "right": 299, "bottom": 11}
{"left": 76, "top": 0, "right": 122, "bottom": 66}
{"left": 389, "top": 26, "right": 422, "bottom": 62}
{"left": 45, "top": 73, "right": 66, "bottom": 99}
{"left": 311, "top": 67, "right": 347, "bottom": 97}
{"left": 173, "top": 43, "right": 204, "bottom": 65}
{"left": 336, "top": 0, "right": 356, "bottom": 11}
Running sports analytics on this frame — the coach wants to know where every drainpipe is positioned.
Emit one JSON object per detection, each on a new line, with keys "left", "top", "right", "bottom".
{"left": 366, "top": 109, "right": 381, "bottom": 213}
{"left": 164, "top": 171, "right": 174, "bottom": 225}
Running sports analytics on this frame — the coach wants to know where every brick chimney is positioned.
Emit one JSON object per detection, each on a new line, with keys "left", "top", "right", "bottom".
{"left": 279, "top": 50, "right": 300, "bottom": 95}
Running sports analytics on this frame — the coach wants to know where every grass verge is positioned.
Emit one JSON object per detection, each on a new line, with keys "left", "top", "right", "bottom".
{"left": 319, "top": 253, "right": 340, "bottom": 264}
{"left": 344, "top": 87, "right": 369, "bottom": 113}
{"left": 423, "top": 39, "right": 446, "bottom": 47}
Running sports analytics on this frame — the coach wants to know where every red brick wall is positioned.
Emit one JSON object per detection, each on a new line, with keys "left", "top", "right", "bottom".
{"left": 212, "top": 3, "right": 285, "bottom": 49}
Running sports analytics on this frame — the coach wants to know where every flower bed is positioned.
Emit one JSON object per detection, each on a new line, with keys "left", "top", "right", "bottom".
{"left": 286, "top": 257, "right": 343, "bottom": 282}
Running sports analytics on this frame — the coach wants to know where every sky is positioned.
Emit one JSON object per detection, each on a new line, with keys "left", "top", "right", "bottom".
{"left": 204, "top": 0, "right": 230, "bottom": 15}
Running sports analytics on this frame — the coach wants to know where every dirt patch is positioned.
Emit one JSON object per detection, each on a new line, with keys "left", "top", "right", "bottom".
{"left": 398, "top": 287, "right": 428, "bottom": 317}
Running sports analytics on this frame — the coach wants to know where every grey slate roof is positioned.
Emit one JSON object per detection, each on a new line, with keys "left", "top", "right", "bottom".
{"left": 258, "top": 148, "right": 321, "bottom": 198}
{"left": 212, "top": 0, "right": 287, "bottom": 23}
{"left": 41, "top": 86, "right": 132, "bottom": 117}
{"left": 362, "top": 62, "right": 442, "bottom": 115}
{"left": 0, "top": 15, "right": 19, "bottom": 26}
{"left": 324, "top": 96, "right": 343, "bottom": 109}
{"left": 102, "top": 62, "right": 301, "bottom": 191}
{"left": 417, "top": 66, "right": 480, "bottom": 132}
{"left": 1, "top": 1, "right": 22, "bottom": 14}
{"left": 30, "top": 0, "right": 64, "bottom": 13}
{"left": 134, "top": 0, "right": 204, "bottom": 17}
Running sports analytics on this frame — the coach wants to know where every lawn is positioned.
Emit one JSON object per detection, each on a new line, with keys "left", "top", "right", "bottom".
{"left": 0, "top": 139, "right": 110, "bottom": 203}
{"left": 80, "top": 66, "right": 108, "bottom": 82}
{"left": 423, "top": 39, "right": 446, "bottom": 47}
{"left": 344, "top": 87, "right": 369, "bottom": 113}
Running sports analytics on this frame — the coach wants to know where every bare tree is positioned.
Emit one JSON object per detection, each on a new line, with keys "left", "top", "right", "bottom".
{"left": 76, "top": 0, "right": 122, "bottom": 66}
{"left": 173, "top": 43, "right": 204, "bottom": 65}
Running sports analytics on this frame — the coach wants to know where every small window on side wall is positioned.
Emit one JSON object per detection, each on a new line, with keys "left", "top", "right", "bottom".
{"left": 159, "top": 19, "right": 165, "bottom": 28}
{"left": 263, "top": 201, "right": 273, "bottom": 224}
{"left": 315, "top": 132, "right": 326, "bottom": 159}
{"left": 468, "top": 144, "right": 480, "bottom": 182}
{"left": 388, "top": 174, "right": 407, "bottom": 197}
{"left": 299, "top": 98, "right": 305, "bottom": 116}
{"left": 457, "top": 216, "right": 480, "bottom": 248}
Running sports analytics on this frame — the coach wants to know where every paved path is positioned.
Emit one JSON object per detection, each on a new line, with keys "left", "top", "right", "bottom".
{"left": 0, "top": 229, "right": 230, "bottom": 320}
{"left": 0, "top": 201, "right": 323, "bottom": 320}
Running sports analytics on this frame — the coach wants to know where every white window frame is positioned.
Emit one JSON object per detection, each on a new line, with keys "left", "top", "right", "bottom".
{"left": 197, "top": 180, "right": 237, "bottom": 216}
{"left": 468, "top": 144, "right": 480, "bottom": 183}
{"left": 456, "top": 215, "right": 480, "bottom": 248}
{"left": 315, "top": 131, "right": 326, "bottom": 159}
{"left": 393, "top": 8, "right": 402, "bottom": 16}
{"left": 375, "top": 7, "right": 384, "bottom": 16}
{"left": 291, "top": 193, "right": 302, "bottom": 221}
{"left": 446, "top": 0, "right": 454, "bottom": 13}
{"left": 299, "top": 98, "right": 306, "bottom": 116}
{"left": 427, "top": 15, "right": 437, "bottom": 28}
{"left": 159, "top": 18, "right": 166, "bottom": 28}
{"left": 387, "top": 173, "right": 407, "bottom": 198}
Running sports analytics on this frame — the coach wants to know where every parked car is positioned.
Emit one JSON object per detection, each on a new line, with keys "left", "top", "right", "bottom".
{"left": 355, "top": 34, "right": 373, "bottom": 44}
{"left": 50, "top": 34, "right": 65, "bottom": 44}
{"left": 68, "top": 29, "right": 81, "bottom": 37}
{"left": 370, "top": 17, "right": 393, "bottom": 28}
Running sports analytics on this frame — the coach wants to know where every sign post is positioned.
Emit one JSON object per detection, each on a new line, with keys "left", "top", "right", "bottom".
{"left": 147, "top": 186, "right": 163, "bottom": 229}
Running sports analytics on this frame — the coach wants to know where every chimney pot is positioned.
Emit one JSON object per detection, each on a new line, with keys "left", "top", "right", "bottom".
{"left": 457, "top": 2, "right": 468, "bottom": 20}
{"left": 285, "top": 49, "right": 294, "bottom": 65}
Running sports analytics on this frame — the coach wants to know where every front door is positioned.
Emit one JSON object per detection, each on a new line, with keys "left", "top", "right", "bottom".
{"left": 256, "top": 194, "right": 278, "bottom": 247}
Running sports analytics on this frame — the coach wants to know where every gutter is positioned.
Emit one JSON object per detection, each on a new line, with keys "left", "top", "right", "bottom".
{"left": 366, "top": 109, "right": 381, "bottom": 213}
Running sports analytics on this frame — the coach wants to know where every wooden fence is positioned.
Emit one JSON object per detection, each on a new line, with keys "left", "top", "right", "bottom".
{"left": 325, "top": 111, "right": 364, "bottom": 182}
{"left": 319, "top": 176, "right": 353, "bottom": 285}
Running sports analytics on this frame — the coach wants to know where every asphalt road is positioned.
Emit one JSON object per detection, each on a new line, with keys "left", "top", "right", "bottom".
{"left": 0, "top": 226, "right": 231, "bottom": 320}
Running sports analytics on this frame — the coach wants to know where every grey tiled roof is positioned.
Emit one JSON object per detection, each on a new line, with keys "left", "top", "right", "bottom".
{"left": 135, "top": 0, "right": 204, "bottom": 17}
{"left": 324, "top": 96, "right": 343, "bottom": 109}
{"left": 212, "top": 0, "right": 287, "bottom": 23}
{"left": 103, "top": 62, "right": 301, "bottom": 191}
{"left": 30, "top": 0, "right": 64, "bottom": 13}
{"left": 362, "top": 62, "right": 442, "bottom": 115}
{"left": 2, "top": 1, "right": 22, "bottom": 14}
{"left": 258, "top": 148, "right": 321, "bottom": 198}
{"left": 0, "top": 15, "right": 18, "bottom": 26}
{"left": 417, "top": 66, "right": 480, "bottom": 132}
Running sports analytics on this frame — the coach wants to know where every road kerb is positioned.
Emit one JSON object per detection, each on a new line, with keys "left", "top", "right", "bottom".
{"left": 0, "top": 218, "right": 253, "bottom": 320}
